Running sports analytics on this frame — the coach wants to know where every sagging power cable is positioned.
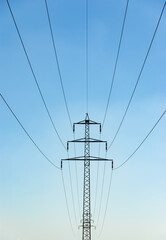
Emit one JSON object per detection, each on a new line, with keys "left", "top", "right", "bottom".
{"left": 102, "top": 0, "right": 129, "bottom": 129}
{"left": 114, "top": 109, "right": 166, "bottom": 170}
{"left": 6, "top": 0, "right": 66, "bottom": 150}
{"left": 44, "top": 0, "right": 72, "bottom": 128}
{"left": 0, "top": 93, "right": 60, "bottom": 170}
{"left": 108, "top": 2, "right": 166, "bottom": 150}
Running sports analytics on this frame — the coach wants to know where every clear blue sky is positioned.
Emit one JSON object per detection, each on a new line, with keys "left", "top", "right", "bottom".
{"left": 0, "top": 0, "right": 166, "bottom": 240}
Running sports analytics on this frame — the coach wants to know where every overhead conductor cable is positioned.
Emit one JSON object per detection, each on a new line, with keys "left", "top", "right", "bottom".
{"left": 86, "top": 0, "right": 89, "bottom": 113}
{"left": 97, "top": 109, "right": 166, "bottom": 236}
{"left": 108, "top": 2, "right": 166, "bottom": 150}
{"left": 6, "top": 0, "right": 66, "bottom": 150}
{"left": 114, "top": 109, "right": 166, "bottom": 170}
{"left": 94, "top": 0, "right": 129, "bottom": 224}
{"left": 102, "top": 0, "right": 129, "bottom": 129}
{"left": 44, "top": 0, "right": 81, "bottom": 220}
{"left": 44, "top": 0, "right": 72, "bottom": 128}
{"left": 0, "top": 93, "right": 60, "bottom": 170}
{"left": 61, "top": 171, "right": 76, "bottom": 238}
{"left": 98, "top": 168, "right": 113, "bottom": 238}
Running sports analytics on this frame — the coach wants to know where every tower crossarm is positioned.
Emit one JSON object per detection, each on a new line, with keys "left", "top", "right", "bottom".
{"left": 61, "top": 156, "right": 113, "bottom": 169}
{"left": 68, "top": 138, "right": 106, "bottom": 143}
{"left": 73, "top": 115, "right": 102, "bottom": 133}
{"left": 67, "top": 138, "right": 107, "bottom": 150}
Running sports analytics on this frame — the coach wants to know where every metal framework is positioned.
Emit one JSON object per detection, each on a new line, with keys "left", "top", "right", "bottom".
{"left": 61, "top": 113, "right": 113, "bottom": 240}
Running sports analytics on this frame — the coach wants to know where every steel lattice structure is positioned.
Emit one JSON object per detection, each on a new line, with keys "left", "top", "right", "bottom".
{"left": 83, "top": 114, "right": 91, "bottom": 240}
{"left": 61, "top": 113, "right": 113, "bottom": 240}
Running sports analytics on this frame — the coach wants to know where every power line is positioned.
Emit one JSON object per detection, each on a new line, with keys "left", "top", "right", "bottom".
{"left": 93, "top": 154, "right": 100, "bottom": 218}
{"left": 44, "top": 2, "right": 82, "bottom": 221}
{"left": 61, "top": 170, "right": 76, "bottom": 238}
{"left": 44, "top": 0, "right": 72, "bottom": 128}
{"left": 86, "top": 0, "right": 89, "bottom": 113}
{"left": 74, "top": 135, "right": 82, "bottom": 220}
{"left": 102, "top": 0, "right": 129, "bottom": 129}
{"left": 67, "top": 153, "right": 79, "bottom": 226}
{"left": 97, "top": 109, "right": 166, "bottom": 235}
{"left": 7, "top": 1, "right": 81, "bottom": 233}
{"left": 108, "top": 2, "right": 166, "bottom": 150}
{"left": 94, "top": 0, "right": 129, "bottom": 228}
{"left": 93, "top": 134, "right": 101, "bottom": 218}
{"left": 93, "top": 161, "right": 99, "bottom": 218}
{"left": 96, "top": 158, "right": 107, "bottom": 227}
{"left": 6, "top": 0, "right": 66, "bottom": 150}
{"left": 1, "top": 93, "right": 77, "bottom": 236}
{"left": 71, "top": 134, "right": 81, "bottom": 221}
{"left": 114, "top": 109, "right": 166, "bottom": 170}
{"left": 97, "top": 168, "right": 113, "bottom": 238}
{"left": 97, "top": 111, "right": 166, "bottom": 236}
{"left": 1, "top": 91, "right": 78, "bottom": 233}
{"left": 0, "top": 93, "right": 60, "bottom": 170}
{"left": 95, "top": 151, "right": 108, "bottom": 227}
{"left": 75, "top": 161, "right": 81, "bottom": 220}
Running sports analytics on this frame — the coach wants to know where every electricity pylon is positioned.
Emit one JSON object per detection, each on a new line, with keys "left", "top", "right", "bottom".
{"left": 61, "top": 113, "right": 113, "bottom": 240}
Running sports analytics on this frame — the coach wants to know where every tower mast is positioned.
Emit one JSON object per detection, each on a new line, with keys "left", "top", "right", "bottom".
{"left": 61, "top": 113, "right": 113, "bottom": 240}
{"left": 82, "top": 113, "right": 91, "bottom": 240}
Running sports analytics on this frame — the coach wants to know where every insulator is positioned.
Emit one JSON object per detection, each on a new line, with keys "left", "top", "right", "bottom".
{"left": 61, "top": 160, "right": 63, "bottom": 169}
{"left": 67, "top": 142, "right": 69, "bottom": 151}
{"left": 112, "top": 161, "right": 113, "bottom": 169}
{"left": 106, "top": 142, "right": 107, "bottom": 151}
{"left": 73, "top": 124, "right": 75, "bottom": 133}
{"left": 100, "top": 124, "right": 101, "bottom": 133}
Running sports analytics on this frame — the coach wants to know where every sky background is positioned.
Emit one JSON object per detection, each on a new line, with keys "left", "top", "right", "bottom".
{"left": 0, "top": 0, "right": 166, "bottom": 240}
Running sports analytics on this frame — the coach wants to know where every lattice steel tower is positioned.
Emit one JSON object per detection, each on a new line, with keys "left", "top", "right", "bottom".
{"left": 61, "top": 113, "right": 113, "bottom": 240}
{"left": 82, "top": 113, "right": 91, "bottom": 240}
